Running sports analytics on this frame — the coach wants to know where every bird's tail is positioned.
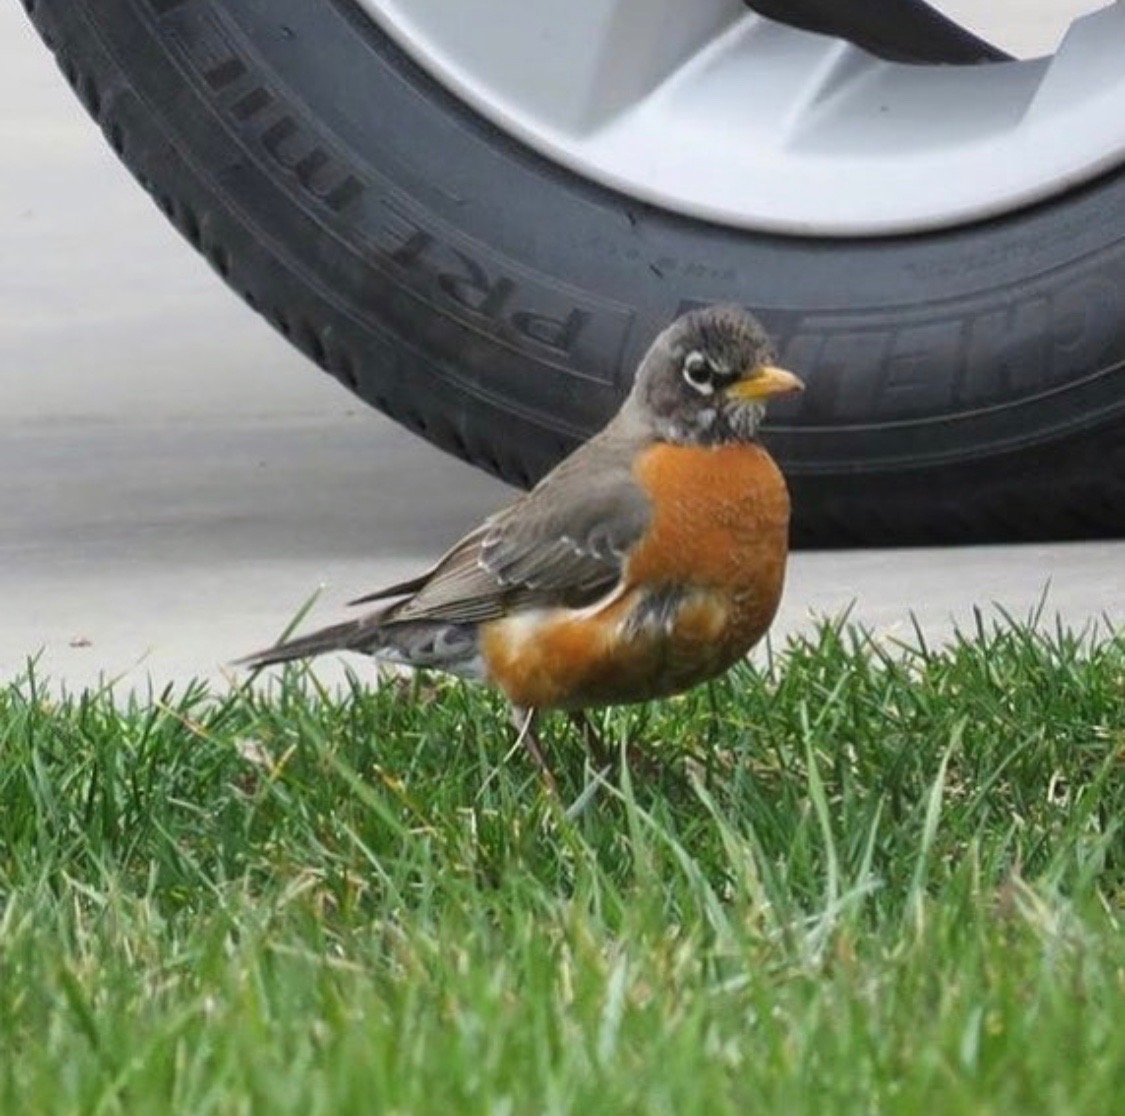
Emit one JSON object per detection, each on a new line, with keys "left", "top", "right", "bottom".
{"left": 235, "top": 617, "right": 377, "bottom": 670}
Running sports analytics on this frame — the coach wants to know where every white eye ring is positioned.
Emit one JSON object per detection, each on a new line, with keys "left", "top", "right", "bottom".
{"left": 682, "top": 351, "right": 715, "bottom": 395}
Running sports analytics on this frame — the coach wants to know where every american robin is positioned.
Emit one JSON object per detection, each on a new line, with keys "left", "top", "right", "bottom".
{"left": 241, "top": 305, "right": 803, "bottom": 781}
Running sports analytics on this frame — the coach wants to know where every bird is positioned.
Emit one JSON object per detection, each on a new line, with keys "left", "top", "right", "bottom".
{"left": 240, "top": 305, "right": 803, "bottom": 784}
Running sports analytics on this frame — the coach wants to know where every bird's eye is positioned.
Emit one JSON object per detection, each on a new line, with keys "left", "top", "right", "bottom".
{"left": 682, "top": 351, "right": 715, "bottom": 395}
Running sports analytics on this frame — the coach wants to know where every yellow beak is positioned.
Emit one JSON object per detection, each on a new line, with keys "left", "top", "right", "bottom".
{"left": 729, "top": 365, "right": 805, "bottom": 401}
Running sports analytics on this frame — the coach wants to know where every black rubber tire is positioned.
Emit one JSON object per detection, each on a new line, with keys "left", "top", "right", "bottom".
{"left": 19, "top": 0, "right": 1125, "bottom": 546}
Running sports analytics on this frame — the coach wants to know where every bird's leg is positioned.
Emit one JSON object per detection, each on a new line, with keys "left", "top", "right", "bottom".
{"left": 566, "top": 709, "right": 614, "bottom": 772}
{"left": 509, "top": 705, "right": 557, "bottom": 794}
{"left": 568, "top": 709, "right": 669, "bottom": 783}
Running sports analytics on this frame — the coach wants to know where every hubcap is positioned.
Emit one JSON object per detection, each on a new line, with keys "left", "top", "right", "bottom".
{"left": 357, "top": 0, "right": 1125, "bottom": 236}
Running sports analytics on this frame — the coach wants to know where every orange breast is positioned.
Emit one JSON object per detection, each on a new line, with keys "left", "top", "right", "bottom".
{"left": 480, "top": 442, "right": 791, "bottom": 710}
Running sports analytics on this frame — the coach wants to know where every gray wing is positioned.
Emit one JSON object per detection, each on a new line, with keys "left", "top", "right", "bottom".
{"left": 380, "top": 431, "right": 652, "bottom": 626}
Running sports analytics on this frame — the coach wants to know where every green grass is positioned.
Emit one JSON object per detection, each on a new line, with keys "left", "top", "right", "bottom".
{"left": 1, "top": 615, "right": 1122, "bottom": 1114}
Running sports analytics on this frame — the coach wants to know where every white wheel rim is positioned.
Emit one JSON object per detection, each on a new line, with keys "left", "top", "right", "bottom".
{"left": 354, "top": 0, "right": 1125, "bottom": 237}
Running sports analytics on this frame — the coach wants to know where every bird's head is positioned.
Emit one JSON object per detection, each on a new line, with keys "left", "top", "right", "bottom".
{"left": 625, "top": 305, "right": 803, "bottom": 445}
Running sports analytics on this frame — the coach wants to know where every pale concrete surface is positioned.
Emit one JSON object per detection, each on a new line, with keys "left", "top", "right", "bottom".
{"left": 2, "top": 2, "right": 1122, "bottom": 693}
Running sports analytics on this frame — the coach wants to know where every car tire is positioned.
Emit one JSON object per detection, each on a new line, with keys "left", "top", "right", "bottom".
{"left": 19, "top": 0, "right": 1125, "bottom": 544}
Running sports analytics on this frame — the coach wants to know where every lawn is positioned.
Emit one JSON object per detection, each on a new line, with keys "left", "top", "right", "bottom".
{"left": 1, "top": 615, "right": 1122, "bottom": 1114}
